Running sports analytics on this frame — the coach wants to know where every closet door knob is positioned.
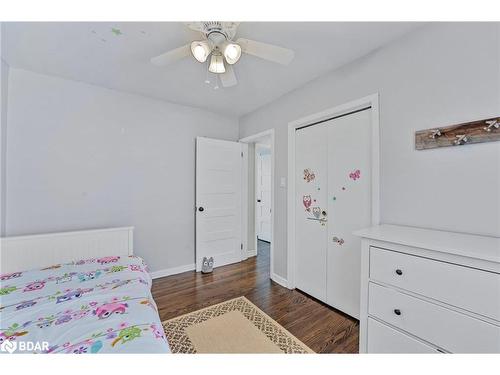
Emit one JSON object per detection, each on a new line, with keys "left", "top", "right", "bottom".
{"left": 394, "top": 309, "right": 401, "bottom": 316}
{"left": 395, "top": 269, "right": 403, "bottom": 275}
{"left": 198, "top": 207, "right": 205, "bottom": 212}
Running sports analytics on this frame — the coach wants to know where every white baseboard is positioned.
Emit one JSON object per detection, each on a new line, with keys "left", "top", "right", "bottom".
{"left": 150, "top": 263, "right": 195, "bottom": 279}
{"left": 247, "top": 248, "right": 257, "bottom": 257}
{"left": 271, "top": 273, "right": 290, "bottom": 289}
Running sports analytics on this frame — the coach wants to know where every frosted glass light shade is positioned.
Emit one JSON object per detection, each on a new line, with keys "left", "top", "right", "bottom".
{"left": 208, "top": 53, "right": 226, "bottom": 74}
{"left": 223, "top": 43, "right": 241, "bottom": 64}
{"left": 190, "top": 41, "right": 210, "bottom": 63}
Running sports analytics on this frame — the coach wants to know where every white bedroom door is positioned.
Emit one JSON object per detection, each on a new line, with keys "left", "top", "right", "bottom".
{"left": 256, "top": 147, "right": 272, "bottom": 242}
{"left": 195, "top": 137, "right": 244, "bottom": 272}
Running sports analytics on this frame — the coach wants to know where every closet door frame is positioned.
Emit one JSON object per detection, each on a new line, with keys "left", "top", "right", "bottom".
{"left": 287, "top": 93, "right": 380, "bottom": 290}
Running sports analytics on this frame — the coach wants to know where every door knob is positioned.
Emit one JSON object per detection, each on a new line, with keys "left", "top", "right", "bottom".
{"left": 394, "top": 309, "right": 401, "bottom": 316}
{"left": 198, "top": 207, "right": 205, "bottom": 212}
{"left": 395, "top": 269, "right": 403, "bottom": 275}
{"left": 257, "top": 199, "right": 261, "bottom": 203}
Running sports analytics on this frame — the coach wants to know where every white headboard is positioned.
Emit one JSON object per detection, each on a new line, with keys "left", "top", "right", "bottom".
{"left": 0, "top": 227, "right": 134, "bottom": 274}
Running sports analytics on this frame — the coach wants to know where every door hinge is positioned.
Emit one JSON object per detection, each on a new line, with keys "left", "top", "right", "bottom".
{"left": 241, "top": 151, "right": 244, "bottom": 157}
{"left": 241, "top": 243, "right": 243, "bottom": 250}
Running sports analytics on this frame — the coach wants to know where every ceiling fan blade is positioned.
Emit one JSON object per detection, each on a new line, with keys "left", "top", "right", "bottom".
{"left": 236, "top": 38, "right": 294, "bottom": 65}
{"left": 150, "top": 44, "right": 191, "bottom": 66}
{"left": 220, "top": 65, "right": 238, "bottom": 88}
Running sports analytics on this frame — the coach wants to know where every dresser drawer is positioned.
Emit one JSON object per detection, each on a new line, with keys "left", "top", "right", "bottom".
{"left": 369, "top": 247, "right": 500, "bottom": 321}
{"left": 367, "top": 318, "right": 438, "bottom": 353}
{"left": 368, "top": 283, "right": 500, "bottom": 353}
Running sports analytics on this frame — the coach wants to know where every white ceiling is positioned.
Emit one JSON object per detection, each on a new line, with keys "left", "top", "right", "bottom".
{"left": 3, "top": 22, "right": 423, "bottom": 116}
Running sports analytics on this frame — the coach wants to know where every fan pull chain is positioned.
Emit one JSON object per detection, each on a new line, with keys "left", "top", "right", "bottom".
{"left": 204, "top": 65, "right": 211, "bottom": 84}
{"left": 213, "top": 74, "right": 219, "bottom": 90}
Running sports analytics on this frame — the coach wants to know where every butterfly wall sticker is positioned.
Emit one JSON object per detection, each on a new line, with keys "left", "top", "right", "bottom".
{"left": 349, "top": 169, "right": 361, "bottom": 180}
{"left": 332, "top": 236, "right": 345, "bottom": 246}
{"left": 303, "top": 168, "right": 316, "bottom": 183}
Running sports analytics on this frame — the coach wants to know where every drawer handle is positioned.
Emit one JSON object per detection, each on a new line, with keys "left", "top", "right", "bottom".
{"left": 395, "top": 269, "right": 403, "bottom": 275}
{"left": 394, "top": 309, "right": 402, "bottom": 316}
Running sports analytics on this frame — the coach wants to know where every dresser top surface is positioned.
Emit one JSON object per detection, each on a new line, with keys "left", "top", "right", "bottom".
{"left": 354, "top": 224, "right": 500, "bottom": 263}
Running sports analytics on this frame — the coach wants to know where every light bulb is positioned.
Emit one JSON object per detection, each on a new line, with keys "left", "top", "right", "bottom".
{"left": 223, "top": 43, "right": 241, "bottom": 65}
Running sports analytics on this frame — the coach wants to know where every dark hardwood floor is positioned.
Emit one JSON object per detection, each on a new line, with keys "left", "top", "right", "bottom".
{"left": 152, "top": 240, "right": 359, "bottom": 353}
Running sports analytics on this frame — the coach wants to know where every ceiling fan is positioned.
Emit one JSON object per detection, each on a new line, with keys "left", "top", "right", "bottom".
{"left": 150, "top": 22, "right": 295, "bottom": 88}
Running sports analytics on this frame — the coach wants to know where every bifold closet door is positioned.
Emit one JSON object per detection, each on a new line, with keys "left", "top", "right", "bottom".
{"left": 326, "top": 109, "right": 372, "bottom": 319}
{"left": 295, "top": 123, "right": 328, "bottom": 301}
{"left": 295, "top": 108, "right": 372, "bottom": 319}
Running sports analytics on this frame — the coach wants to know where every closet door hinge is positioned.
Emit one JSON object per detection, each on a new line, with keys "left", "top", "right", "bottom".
{"left": 241, "top": 151, "right": 244, "bottom": 157}
{"left": 241, "top": 243, "right": 243, "bottom": 250}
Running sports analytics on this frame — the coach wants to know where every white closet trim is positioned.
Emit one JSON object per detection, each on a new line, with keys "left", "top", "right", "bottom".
{"left": 239, "top": 129, "right": 276, "bottom": 281}
{"left": 287, "top": 94, "right": 380, "bottom": 289}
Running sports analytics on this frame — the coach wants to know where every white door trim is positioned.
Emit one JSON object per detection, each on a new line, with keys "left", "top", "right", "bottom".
{"left": 287, "top": 94, "right": 380, "bottom": 289}
{"left": 239, "top": 129, "right": 276, "bottom": 281}
{"left": 254, "top": 145, "right": 260, "bottom": 252}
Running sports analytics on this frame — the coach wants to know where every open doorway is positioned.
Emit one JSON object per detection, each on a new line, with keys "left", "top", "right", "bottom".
{"left": 240, "top": 130, "right": 275, "bottom": 281}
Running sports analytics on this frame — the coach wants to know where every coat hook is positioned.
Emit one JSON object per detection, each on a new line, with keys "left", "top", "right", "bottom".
{"left": 484, "top": 120, "right": 499, "bottom": 132}
{"left": 454, "top": 134, "right": 468, "bottom": 145}
{"left": 429, "top": 129, "right": 442, "bottom": 139}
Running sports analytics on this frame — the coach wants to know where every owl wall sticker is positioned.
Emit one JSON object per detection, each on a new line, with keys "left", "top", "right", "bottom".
{"left": 303, "top": 195, "right": 312, "bottom": 211}
{"left": 312, "top": 207, "right": 321, "bottom": 219}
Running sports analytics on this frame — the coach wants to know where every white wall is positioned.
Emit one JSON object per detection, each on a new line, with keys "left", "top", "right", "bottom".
{"left": 0, "top": 23, "right": 9, "bottom": 236}
{"left": 239, "top": 23, "right": 500, "bottom": 279}
{"left": 6, "top": 68, "right": 239, "bottom": 272}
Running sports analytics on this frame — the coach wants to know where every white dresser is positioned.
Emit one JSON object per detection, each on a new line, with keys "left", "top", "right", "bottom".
{"left": 354, "top": 224, "right": 500, "bottom": 353}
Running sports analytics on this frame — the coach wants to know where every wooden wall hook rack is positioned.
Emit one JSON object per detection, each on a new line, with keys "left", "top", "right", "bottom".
{"left": 415, "top": 116, "right": 500, "bottom": 150}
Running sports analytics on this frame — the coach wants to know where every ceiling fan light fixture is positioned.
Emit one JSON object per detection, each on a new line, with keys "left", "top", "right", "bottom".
{"left": 208, "top": 52, "right": 226, "bottom": 74}
{"left": 223, "top": 43, "right": 241, "bottom": 64}
{"left": 190, "top": 41, "right": 211, "bottom": 63}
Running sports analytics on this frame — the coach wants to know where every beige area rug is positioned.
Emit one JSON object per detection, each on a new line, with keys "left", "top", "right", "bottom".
{"left": 162, "top": 296, "right": 314, "bottom": 353}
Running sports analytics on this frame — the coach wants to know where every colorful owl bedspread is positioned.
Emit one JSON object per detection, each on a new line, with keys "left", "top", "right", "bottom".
{"left": 0, "top": 256, "right": 170, "bottom": 354}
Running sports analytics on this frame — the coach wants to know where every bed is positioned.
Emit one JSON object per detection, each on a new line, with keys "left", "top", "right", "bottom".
{"left": 0, "top": 227, "right": 170, "bottom": 354}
